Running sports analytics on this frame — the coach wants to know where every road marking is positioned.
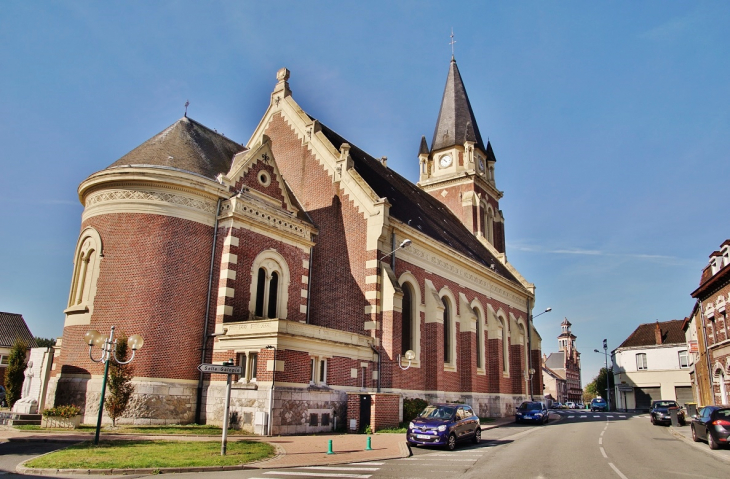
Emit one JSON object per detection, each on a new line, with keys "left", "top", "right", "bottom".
{"left": 600, "top": 447, "right": 607, "bottom": 458}
{"left": 349, "top": 462, "right": 384, "bottom": 466}
{"left": 608, "top": 462, "right": 629, "bottom": 479}
{"left": 580, "top": 415, "right": 587, "bottom": 418}
{"left": 599, "top": 437, "right": 603, "bottom": 445}
{"left": 619, "top": 415, "right": 626, "bottom": 418}
{"left": 593, "top": 415, "right": 600, "bottom": 418}
{"left": 263, "top": 473, "right": 371, "bottom": 478}
{"left": 302, "top": 466, "right": 379, "bottom": 471}
{"left": 568, "top": 415, "right": 575, "bottom": 418}
{"left": 600, "top": 431, "right": 605, "bottom": 436}
{"left": 607, "top": 415, "right": 614, "bottom": 418}
{"left": 402, "top": 458, "right": 477, "bottom": 462}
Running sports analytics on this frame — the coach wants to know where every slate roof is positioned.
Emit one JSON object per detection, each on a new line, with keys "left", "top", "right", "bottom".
{"left": 431, "top": 59, "right": 487, "bottom": 153}
{"left": 0, "top": 312, "right": 37, "bottom": 349}
{"left": 313, "top": 119, "right": 520, "bottom": 285}
{"left": 545, "top": 352, "right": 565, "bottom": 371}
{"left": 618, "top": 320, "right": 686, "bottom": 348}
{"left": 107, "top": 117, "right": 246, "bottom": 179}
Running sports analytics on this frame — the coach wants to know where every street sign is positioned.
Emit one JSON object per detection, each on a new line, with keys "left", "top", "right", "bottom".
{"left": 197, "top": 363, "right": 242, "bottom": 375}
{"left": 688, "top": 340, "right": 698, "bottom": 353}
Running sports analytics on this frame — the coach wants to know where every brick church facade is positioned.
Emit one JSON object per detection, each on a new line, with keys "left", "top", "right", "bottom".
{"left": 47, "top": 60, "right": 543, "bottom": 433}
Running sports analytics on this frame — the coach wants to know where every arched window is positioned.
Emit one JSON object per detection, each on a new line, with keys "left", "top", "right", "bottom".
{"left": 485, "top": 207, "right": 495, "bottom": 245}
{"left": 402, "top": 283, "right": 413, "bottom": 353}
{"left": 64, "top": 227, "right": 103, "bottom": 326}
{"left": 249, "top": 250, "right": 290, "bottom": 320}
{"left": 475, "top": 308, "right": 484, "bottom": 369}
{"left": 499, "top": 315, "right": 509, "bottom": 373}
{"left": 443, "top": 299, "right": 451, "bottom": 363}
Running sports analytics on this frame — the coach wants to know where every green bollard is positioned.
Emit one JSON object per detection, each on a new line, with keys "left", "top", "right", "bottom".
{"left": 327, "top": 439, "right": 334, "bottom": 455}
{"left": 365, "top": 436, "right": 372, "bottom": 451}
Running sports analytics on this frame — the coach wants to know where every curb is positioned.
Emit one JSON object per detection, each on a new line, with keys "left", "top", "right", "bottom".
{"left": 668, "top": 426, "right": 730, "bottom": 465}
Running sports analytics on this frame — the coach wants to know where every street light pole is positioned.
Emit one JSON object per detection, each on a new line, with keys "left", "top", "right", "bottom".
{"left": 84, "top": 326, "right": 144, "bottom": 445}
{"left": 528, "top": 307, "right": 552, "bottom": 400}
{"left": 594, "top": 339, "right": 610, "bottom": 411}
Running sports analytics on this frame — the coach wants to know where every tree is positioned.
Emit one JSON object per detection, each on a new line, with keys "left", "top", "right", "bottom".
{"left": 34, "top": 337, "right": 57, "bottom": 348}
{"left": 5, "top": 339, "right": 28, "bottom": 408}
{"left": 104, "top": 336, "right": 135, "bottom": 427}
{"left": 584, "top": 367, "right": 614, "bottom": 403}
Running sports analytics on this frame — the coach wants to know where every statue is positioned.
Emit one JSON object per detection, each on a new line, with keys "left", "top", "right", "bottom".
{"left": 21, "top": 360, "right": 34, "bottom": 399}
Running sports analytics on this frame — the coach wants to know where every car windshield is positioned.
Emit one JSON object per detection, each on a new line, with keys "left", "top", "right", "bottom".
{"left": 653, "top": 401, "right": 678, "bottom": 408}
{"left": 518, "top": 402, "right": 542, "bottom": 411}
{"left": 418, "top": 405, "right": 456, "bottom": 419}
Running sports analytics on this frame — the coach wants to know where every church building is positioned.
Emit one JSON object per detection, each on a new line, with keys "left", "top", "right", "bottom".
{"left": 47, "top": 59, "right": 543, "bottom": 434}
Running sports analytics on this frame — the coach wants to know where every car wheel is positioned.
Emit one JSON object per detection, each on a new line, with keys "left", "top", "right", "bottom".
{"left": 709, "top": 432, "right": 719, "bottom": 450}
{"left": 472, "top": 428, "right": 481, "bottom": 444}
{"left": 447, "top": 434, "right": 457, "bottom": 451}
{"left": 691, "top": 425, "right": 700, "bottom": 442}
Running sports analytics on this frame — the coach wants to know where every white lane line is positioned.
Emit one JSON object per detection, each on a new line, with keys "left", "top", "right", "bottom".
{"left": 349, "top": 462, "right": 384, "bottom": 466}
{"left": 608, "top": 462, "right": 629, "bottom": 479}
{"left": 580, "top": 415, "right": 587, "bottom": 418}
{"left": 599, "top": 437, "right": 603, "bottom": 445}
{"left": 600, "top": 431, "right": 605, "bottom": 436}
{"left": 402, "top": 458, "right": 477, "bottom": 462}
{"left": 607, "top": 415, "right": 614, "bottom": 418}
{"left": 619, "top": 415, "right": 626, "bottom": 418}
{"left": 568, "top": 415, "right": 575, "bottom": 418}
{"left": 263, "top": 473, "right": 371, "bottom": 478}
{"left": 593, "top": 415, "right": 600, "bottom": 418}
{"left": 600, "top": 447, "right": 607, "bottom": 458}
{"left": 302, "top": 466, "right": 379, "bottom": 471}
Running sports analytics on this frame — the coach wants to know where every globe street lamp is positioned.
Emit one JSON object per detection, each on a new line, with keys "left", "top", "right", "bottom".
{"left": 85, "top": 326, "right": 144, "bottom": 445}
{"left": 594, "top": 338, "right": 610, "bottom": 411}
{"left": 528, "top": 307, "right": 552, "bottom": 400}
{"left": 523, "top": 368, "right": 536, "bottom": 399}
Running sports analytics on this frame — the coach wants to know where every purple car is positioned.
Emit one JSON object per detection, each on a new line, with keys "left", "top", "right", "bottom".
{"left": 406, "top": 403, "right": 481, "bottom": 450}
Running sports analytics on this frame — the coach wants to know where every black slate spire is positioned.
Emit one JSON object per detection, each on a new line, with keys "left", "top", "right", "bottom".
{"left": 430, "top": 59, "right": 486, "bottom": 153}
{"left": 418, "top": 135, "right": 429, "bottom": 156}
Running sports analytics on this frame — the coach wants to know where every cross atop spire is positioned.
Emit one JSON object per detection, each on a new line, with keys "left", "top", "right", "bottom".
{"left": 449, "top": 28, "right": 456, "bottom": 60}
{"left": 184, "top": 100, "right": 189, "bottom": 117}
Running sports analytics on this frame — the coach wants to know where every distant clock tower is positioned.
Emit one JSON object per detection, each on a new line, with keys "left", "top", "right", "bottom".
{"left": 417, "top": 58, "right": 506, "bottom": 253}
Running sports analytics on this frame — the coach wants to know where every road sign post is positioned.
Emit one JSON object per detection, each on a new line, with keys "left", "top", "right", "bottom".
{"left": 197, "top": 361, "right": 242, "bottom": 455}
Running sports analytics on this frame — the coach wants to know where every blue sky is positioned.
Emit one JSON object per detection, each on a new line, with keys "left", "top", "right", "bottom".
{"left": 1, "top": 1, "right": 728, "bottom": 385}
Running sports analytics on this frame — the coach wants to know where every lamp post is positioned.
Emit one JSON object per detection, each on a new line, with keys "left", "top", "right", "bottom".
{"left": 528, "top": 307, "right": 552, "bottom": 400}
{"left": 264, "top": 345, "right": 276, "bottom": 436}
{"left": 594, "top": 338, "right": 610, "bottom": 411}
{"left": 84, "top": 326, "right": 144, "bottom": 445}
{"left": 523, "top": 368, "right": 536, "bottom": 399}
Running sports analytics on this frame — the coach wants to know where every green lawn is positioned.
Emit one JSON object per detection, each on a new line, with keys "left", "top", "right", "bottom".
{"left": 24, "top": 440, "right": 274, "bottom": 469}
{"left": 14, "top": 424, "right": 252, "bottom": 435}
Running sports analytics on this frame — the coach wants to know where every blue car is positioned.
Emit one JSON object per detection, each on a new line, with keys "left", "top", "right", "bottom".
{"left": 515, "top": 401, "right": 549, "bottom": 424}
{"left": 591, "top": 397, "right": 608, "bottom": 412}
{"left": 407, "top": 403, "right": 481, "bottom": 450}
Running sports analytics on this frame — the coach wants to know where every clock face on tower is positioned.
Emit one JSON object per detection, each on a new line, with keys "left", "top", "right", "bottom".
{"left": 478, "top": 158, "right": 485, "bottom": 171}
{"left": 439, "top": 154, "right": 452, "bottom": 168}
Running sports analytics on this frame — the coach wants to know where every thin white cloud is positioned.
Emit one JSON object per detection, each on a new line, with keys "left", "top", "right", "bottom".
{"left": 509, "top": 243, "right": 680, "bottom": 262}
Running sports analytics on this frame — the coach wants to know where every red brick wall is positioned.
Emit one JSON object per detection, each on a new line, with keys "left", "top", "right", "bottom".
{"left": 233, "top": 161, "right": 288, "bottom": 209}
{"left": 56, "top": 214, "right": 214, "bottom": 381}
{"left": 265, "top": 114, "right": 371, "bottom": 334}
{"left": 371, "top": 393, "right": 400, "bottom": 432}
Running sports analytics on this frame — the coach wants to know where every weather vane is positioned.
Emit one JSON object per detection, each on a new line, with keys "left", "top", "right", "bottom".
{"left": 449, "top": 28, "right": 456, "bottom": 59}
{"left": 184, "top": 100, "right": 189, "bottom": 117}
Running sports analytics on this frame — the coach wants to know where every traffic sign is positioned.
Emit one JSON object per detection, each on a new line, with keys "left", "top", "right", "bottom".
{"left": 197, "top": 363, "right": 242, "bottom": 375}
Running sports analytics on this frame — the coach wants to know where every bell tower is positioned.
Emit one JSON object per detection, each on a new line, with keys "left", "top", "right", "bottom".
{"left": 417, "top": 58, "right": 506, "bottom": 253}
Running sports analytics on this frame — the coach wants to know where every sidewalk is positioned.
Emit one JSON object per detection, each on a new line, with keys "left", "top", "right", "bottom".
{"left": 2, "top": 416, "right": 516, "bottom": 474}
{"left": 668, "top": 423, "right": 730, "bottom": 465}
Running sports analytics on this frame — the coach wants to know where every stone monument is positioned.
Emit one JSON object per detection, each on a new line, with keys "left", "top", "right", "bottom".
{"left": 12, "top": 349, "right": 48, "bottom": 414}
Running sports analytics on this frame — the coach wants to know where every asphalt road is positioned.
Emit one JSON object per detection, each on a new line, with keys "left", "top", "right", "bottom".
{"left": 3, "top": 412, "right": 729, "bottom": 479}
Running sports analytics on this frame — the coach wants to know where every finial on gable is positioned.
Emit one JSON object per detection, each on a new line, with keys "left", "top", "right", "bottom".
{"left": 273, "top": 67, "right": 292, "bottom": 100}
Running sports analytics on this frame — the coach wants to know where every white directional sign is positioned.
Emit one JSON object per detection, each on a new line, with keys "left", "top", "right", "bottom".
{"left": 197, "top": 363, "right": 242, "bottom": 375}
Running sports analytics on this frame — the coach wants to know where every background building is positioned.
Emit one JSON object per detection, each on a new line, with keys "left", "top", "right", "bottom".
{"left": 543, "top": 318, "right": 582, "bottom": 404}
{"left": 48, "top": 62, "right": 543, "bottom": 433}
{"left": 612, "top": 320, "right": 692, "bottom": 411}
{"left": 0, "top": 312, "right": 36, "bottom": 386}
{"left": 690, "top": 240, "right": 730, "bottom": 405}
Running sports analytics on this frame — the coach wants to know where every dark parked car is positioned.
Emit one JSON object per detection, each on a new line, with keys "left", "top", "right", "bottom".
{"left": 691, "top": 405, "right": 730, "bottom": 450}
{"left": 407, "top": 403, "right": 481, "bottom": 450}
{"left": 0, "top": 385, "right": 6, "bottom": 407}
{"left": 591, "top": 397, "right": 608, "bottom": 412}
{"left": 515, "top": 401, "right": 549, "bottom": 424}
{"left": 650, "top": 400, "right": 685, "bottom": 426}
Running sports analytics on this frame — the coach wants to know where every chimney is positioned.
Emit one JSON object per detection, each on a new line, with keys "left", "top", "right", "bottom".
{"left": 654, "top": 321, "right": 662, "bottom": 345}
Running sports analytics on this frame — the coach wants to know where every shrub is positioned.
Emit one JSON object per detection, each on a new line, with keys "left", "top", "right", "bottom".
{"left": 403, "top": 397, "right": 428, "bottom": 423}
{"left": 5, "top": 340, "right": 28, "bottom": 407}
{"left": 42, "top": 405, "right": 81, "bottom": 418}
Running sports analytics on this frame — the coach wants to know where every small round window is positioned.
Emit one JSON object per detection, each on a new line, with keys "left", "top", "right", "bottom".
{"left": 258, "top": 171, "right": 271, "bottom": 187}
